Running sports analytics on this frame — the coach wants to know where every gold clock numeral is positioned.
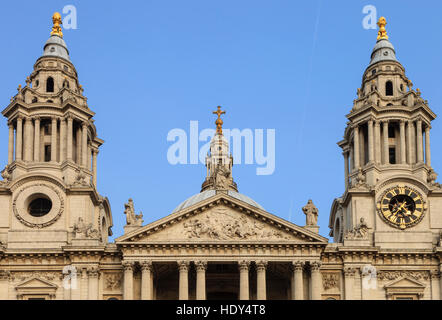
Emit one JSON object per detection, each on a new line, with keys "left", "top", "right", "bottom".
{"left": 398, "top": 187, "right": 405, "bottom": 195}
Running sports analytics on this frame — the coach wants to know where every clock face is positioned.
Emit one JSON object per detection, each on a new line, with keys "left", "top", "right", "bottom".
{"left": 377, "top": 186, "right": 425, "bottom": 230}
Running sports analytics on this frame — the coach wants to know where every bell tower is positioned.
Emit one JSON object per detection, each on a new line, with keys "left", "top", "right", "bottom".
{"left": 0, "top": 13, "right": 112, "bottom": 249}
{"left": 329, "top": 17, "right": 442, "bottom": 249}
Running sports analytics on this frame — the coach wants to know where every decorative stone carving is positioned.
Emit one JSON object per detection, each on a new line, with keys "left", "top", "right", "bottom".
{"left": 256, "top": 261, "right": 268, "bottom": 272}
{"left": 302, "top": 200, "right": 318, "bottom": 226}
{"left": 71, "top": 169, "right": 90, "bottom": 187}
{"left": 352, "top": 168, "right": 367, "bottom": 188}
{"left": 0, "top": 270, "right": 11, "bottom": 281}
{"left": 310, "top": 261, "right": 322, "bottom": 271}
{"left": 292, "top": 261, "right": 304, "bottom": 271}
{"left": 344, "top": 267, "right": 356, "bottom": 277}
{"left": 140, "top": 260, "right": 153, "bottom": 272}
{"left": 0, "top": 165, "right": 11, "bottom": 185}
{"left": 376, "top": 271, "right": 430, "bottom": 281}
{"left": 322, "top": 273, "right": 339, "bottom": 290}
{"left": 238, "top": 260, "right": 250, "bottom": 271}
{"left": 87, "top": 266, "right": 100, "bottom": 278}
{"left": 427, "top": 169, "right": 441, "bottom": 188}
{"left": 10, "top": 272, "right": 58, "bottom": 282}
{"left": 124, "top": 198, "right": 143, "bottom": 226}
{"left": 104, "top": 273, "right": 122, "bottom": 290}
{"left": 344, "top": 218, "right": 369, "bottom": 240}
{"left": 182, "top": 208, "right": 290, "bottom": 240}
{"left": 177, "top": 261, "right": 190, "bottom": 272}
{"left": 195, "top": 261, "right": 208, "bottom": 272}
{"left": 214, "top": 165, "right": 232, "bottom": 191}
{"left": 73, "top": 217, "right": 100, "bottom": 239}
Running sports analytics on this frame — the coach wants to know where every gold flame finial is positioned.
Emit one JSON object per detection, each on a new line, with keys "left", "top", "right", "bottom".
{"left": 213, "top": 106, "right": 226, "bottom": 134}
{"left": 51, "top": 12, "right": 63, "bottom": 38}
{"left": 377, "top": 16, "right": 388, "bottom": 41}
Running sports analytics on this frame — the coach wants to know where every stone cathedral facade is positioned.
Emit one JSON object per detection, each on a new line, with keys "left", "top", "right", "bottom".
{"left": 0, "top": 14, "right": 441, "bottom": 300}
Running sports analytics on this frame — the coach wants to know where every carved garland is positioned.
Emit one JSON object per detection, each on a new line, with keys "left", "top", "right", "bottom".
{"left": 376, "top": 270, "right": 430, "bottom": 281}
{"left": 13, "top": 183, "right": 64, "bottom": 228}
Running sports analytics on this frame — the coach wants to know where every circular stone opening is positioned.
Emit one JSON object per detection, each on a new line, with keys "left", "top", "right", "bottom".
{"left": 28, "top": 197, "right": 52, "bottom": 217}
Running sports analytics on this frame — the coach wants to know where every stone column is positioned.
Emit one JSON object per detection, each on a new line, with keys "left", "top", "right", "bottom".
{"left": 353, "top": 126, "right": 360, "bottom": 170}
{"left": 88, "top": 267, "right": 99, "bottom": 300}
{"left": 417, "top": 118, "right": 423, "bottom": 163}
{"left": 15, "top": 117, "right": 23, "bottom": 161}
{"left": 343, "top": 151, "right": 349, "bottom": 189}
{"left": 407, "top": 120, "right": 413, "bottom": 164}
{"left": 374, "top": 120, "right": 381, "bottom": 164}
{"left": 81, "top": 122, "right": 88, "bottom": 167}
{"left": 51, "top": 117, "right": 58, "bottom": 162}
{"left": 178, "top": 261, "right": 189, "bottom": 300}
{"left": 344, "top": 267, "right": 355, "bottom": 300}
{"left": 292, "top": 261, "right": 304, "bottom": 300}
{"left": 60, "top": 118, "right": 66, "bottom": 162}
{"left": 8, "top": 123, "right": 14, "bottom": 164}
{"left": 67, "top": 116, "right": 73, "bottom": 161}
{"left": 33, "top": 117, "right": 40, "bottom": 162}
{"left": 141, "top": 261, "right": 153, "bottom": 300}
{"left": 400, "top": 120, "right": 406, "bottom": 164}
{"left": 382, "top": 120, "right": 389, "bottom": 165}
{"left": 123, "top": 261, "right": 134, "bottom": 300}
{"left": 256, "top": 261, "right": 267, "bottom": 300}
{"left": 24, "top": 117, "right": 33, "bottom": 161}
{"left": 76, "top": 126, "right": 82, "bottom": 165}
{"left": 425, "top": 125, "right": 431, "bottom": 167}
{"left": 368, "top": 119, "right": 374, "bottom": 163}
{"left": 195, "top": 261, "right": 207, "bottom": 300}
{"left": 310, "top": 262, "right": 322, "bottom": 300}
{"left": 239, "top": 260, "right": 250, "bottom": 300}
{"left": 92, "top": 150, "right": 98, "bottom": 186}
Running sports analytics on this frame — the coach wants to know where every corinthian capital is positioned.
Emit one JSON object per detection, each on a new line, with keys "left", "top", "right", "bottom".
{"left": 195, "top": 261, "right": 208, "bottom": 272}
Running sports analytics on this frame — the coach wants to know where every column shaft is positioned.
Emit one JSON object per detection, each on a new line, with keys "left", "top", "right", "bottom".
{"left": 344, "top": 151, "right": 349, "bottom": 189}
{"left": 368, "top": 120, "right": 374, "bottom": 163}
{"left": 76, "top": 126, "right": 82, "bottom": 164}
{"left": 60, "top": 118, "right": 66, "bottom": 162}
{"left": 195, "top": 261, "right": 207, "bottom": 300}
{"left": 425, "top": 126, "right": 431, "bottom": 167}
{"left": 256, "top": 261, "right": 267, "bottom": 300}
{"left": 382, "top": 121, "right": 389, "bottom": 164}
{"left": 24, "top": 118, "right": 33, "bottom": 161}
{"left": 92, "top": 150, "right": 98, "bottom": 186}
{"left": 67, "top": 117, "right": 73, "bottom": 160}
{"left": 15, "top": 117, "right": 23, "bottom": 161}
{"left": 141, "top": 261, "right": 153, "bottom": 300}
{"left": 8, "top": 123, "right": 14, "bottom": 164}
{"left": 293, "top": 262, "right": 304, "bottom": 300}
{"left": 33, "top": 118, "right": 40, "bottom": 162}
{"left": 417, "top": 119, "right": 423, "bottom": 163}
{"left": 51, "top": 117, "right": 58, "bottom": 162}
{"left": 88, "top": 268, "right": 99, "bottom": 300}
{"left": 353, "top": 126, "right": 360, "bottom": 170}
{"left": 123, "top": 262, "right": 134, "bottom": 300}
{"left": 178, "top": 261, "right": 189, "bottom": 300}
{"left": 400, "top": 121, "right": 406, "bottom": 164}
{"left": 310, "top": 262, "right": 322, "bottom": 300}
{"left": 374, "top": 121, "right": 381, "bottom": 164}
{"left": 344, "top": 268, "right": 355, "bottom": 300}
{"left": 239, "top": 261, "right": 250, "bottom": 300}
{"left": 81, "top": 123, "right": 88, "bottom": 167}
{"left": 407, "top": 121, "right": 413, "bottom": 164}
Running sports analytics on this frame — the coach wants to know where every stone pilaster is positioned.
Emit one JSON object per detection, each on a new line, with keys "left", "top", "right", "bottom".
{"left": 15, "top": 116, "right": 23, "bottom": 161}
{"left": 60, "top": 117, "right": 66, "bottom": 162}
{"left": 238, "top": 260, "right": 250, "bottom": 300}
{"left": 353, "top": 125, "right": 360, "bottom": 170}
{"left": 344, "top": 267, "right": 356, "bottom": 300}
{"left": 368, "top": 119, "right": 374, "bottom": 163}
{"left": 92, "top": 150, "right": 98, "bottom": 186}
{"left": 425, "top": 125, "right": 431, "bottom": 167}
{"left": 178, "top": 261, "right": 189, "bottom": 300}
{"left": 88, "top": 267, "right": 100, "bottom": 300}
{"left": 0, "top": 271, "right": 10, "bottom": 300}
{"left": 81, "top": 122, "right": 88, "bottom": 167}
{"left": 24, "top": 117, "right": 33, "bottom": 161}
{"left": 195, "top": 261, "right": 207, "bottom": 300}
{"left": 51, "top": 117, "right": 58, "bottom": 162}
{"left": 400, "top": 120, "right": 406, "bottom": 164}
{"left": 374, "top": 120, "right": 381, "bottom": 164}
{"left": 416, "top": 118, "right": 423, "bottom": 163}
{"left": 80, "top": 267, "right": 88, "bottom": 300}
{"left": 67, "top": 116, "right": 73, "bottom": 161}
{"left": 407, "top": 120, "right": 413, "bottom": 164}
{"left": 382, "top": 120, "right": 389, "bottom": 165}
{"left": 8, "top": 123, "right": 14, "bottom": 164}
{"left": 430, "top": 270, "right": 440, "bottom": 300}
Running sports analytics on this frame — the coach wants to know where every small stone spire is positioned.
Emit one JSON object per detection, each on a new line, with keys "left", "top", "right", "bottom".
{"left": 50, "top": 12, "right": 63, "bottom": 38}
{"left": 377, "top": 17, "right": 388, "bottom": 41}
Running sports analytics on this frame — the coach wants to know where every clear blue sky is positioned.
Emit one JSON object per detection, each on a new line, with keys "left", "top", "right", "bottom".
{"left": 0, "top": 1, "right": 441, "bottom": 240}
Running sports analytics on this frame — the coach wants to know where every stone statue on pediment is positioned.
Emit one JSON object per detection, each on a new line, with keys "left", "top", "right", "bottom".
{"left": 124, "top": 198, "right": 143, "bottom": 226}
{"left": 302, "top": 200, "right": 318, "bottom": 226}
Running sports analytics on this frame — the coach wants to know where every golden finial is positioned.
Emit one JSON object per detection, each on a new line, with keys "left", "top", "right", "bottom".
{"left": 212, "top": 106, "right": 226, "bottom": 134}
{"left": 377, "top": 17, "right": 388, "bottom": 41}
{"left": 51, "top": 12, "right": 63, "bottom": 38}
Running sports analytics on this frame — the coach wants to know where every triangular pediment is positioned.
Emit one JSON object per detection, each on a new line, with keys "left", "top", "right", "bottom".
{"left": 384, "top": 277, "right": 426, "bottom": 289}
{"left": 16, "top": 277, "right": 58, "bottom": 289}
{"left": 116, "top": 193, "right": 328, "bottom": 243}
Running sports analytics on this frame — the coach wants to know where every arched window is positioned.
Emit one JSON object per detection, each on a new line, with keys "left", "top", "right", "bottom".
{"left": 46, "top": 77, "right": 54, "bottom": 92}
{"left": 386, "top": 81, "right": 393, "bottom": 96}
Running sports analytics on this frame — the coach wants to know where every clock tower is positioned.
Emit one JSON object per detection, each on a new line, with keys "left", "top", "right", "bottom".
{"left": 0, "top": 13, "right": 113, "bottom": 250}
{"left": 329, "top": 17, "right": 442, "bottom": 249}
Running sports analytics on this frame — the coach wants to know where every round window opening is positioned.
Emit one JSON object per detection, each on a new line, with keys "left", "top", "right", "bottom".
{"left": 28, "top": 198, "right": 52, "bottom": 217}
